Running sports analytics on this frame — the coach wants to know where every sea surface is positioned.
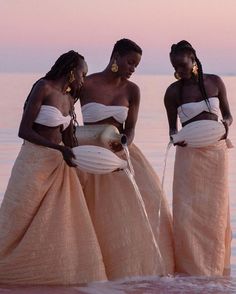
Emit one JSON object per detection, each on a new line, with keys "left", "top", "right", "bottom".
{"left": 0, "top": 73, "right": 235, "bottom": 293}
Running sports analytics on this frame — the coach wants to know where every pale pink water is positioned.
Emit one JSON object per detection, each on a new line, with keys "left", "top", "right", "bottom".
{"left": 0, "top": 74, "right": 235, "bottom": 293}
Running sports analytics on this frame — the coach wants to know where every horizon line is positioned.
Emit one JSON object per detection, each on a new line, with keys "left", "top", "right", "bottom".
{"left": 0, "top": 71, "right": 236, "bottom": 77}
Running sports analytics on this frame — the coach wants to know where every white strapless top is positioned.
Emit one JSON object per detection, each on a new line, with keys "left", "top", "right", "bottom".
{"left": 177, "top": 97, "right": 220, "bottom": 123}
{"left": 81, "top": 102, "right": 129, "bottom": 124}
{"left": 34, "top": 105, "right": 71, "bottom": 130}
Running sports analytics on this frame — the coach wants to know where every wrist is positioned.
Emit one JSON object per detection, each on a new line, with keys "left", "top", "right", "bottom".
{"left": 169, "top": 136, "right": 174, "bottom": 143}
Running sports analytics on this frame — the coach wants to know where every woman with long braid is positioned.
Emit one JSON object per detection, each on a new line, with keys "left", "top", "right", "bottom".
{"left": 164, "top": 40, "right": 233, "bottom": 276}
{"left": 0, "top": 51, "right": 107, "bottom": 284}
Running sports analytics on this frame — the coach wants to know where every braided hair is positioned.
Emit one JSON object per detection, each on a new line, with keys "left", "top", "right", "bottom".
{"left": 44, "top": 50, "right": 84, "bottom": 83}
{"left": 110, "top": 38, "right": 142, "bottom": 59}
{"left": 24, "top": 50, "right": 84, "bottom": 145}
{"left": 170, "top": 40, "right": 210, "bottom": 110}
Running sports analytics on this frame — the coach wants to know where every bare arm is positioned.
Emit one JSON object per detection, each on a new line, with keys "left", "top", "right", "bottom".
{"left": 123, "top": 83, "right": 140, "bottom": 146}
{"left": 164, "top": 84, "right": 179, "bottom": 136}
{"left": 216, "top": 76, "right": 233, "bottom": 127}
{"left": 18, "top": 80, "right": 76, "bottom": 166}
{"left": 19, "top": 80, "right": 61, "bottom": 150}
{"left": 164, "top": 84, "right": 187, "bottom": 146}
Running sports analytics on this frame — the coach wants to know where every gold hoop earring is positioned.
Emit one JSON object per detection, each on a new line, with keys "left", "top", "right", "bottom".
{"left": 192, "top": 62, "right": 198, "bottom": 77}
{"left": 111, "top": 60, "right": 118, "bottom": 73}
{"left": 174, "top": 72, "right": 181, "bottom": 80}
{"left": 69, "top": 71, "right": 75, "bottom": 83}
{"left": 65, "top": 86, "right": 72, "bottom": 93}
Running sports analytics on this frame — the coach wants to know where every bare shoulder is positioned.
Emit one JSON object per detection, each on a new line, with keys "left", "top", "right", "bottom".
{"left": 126, "top": 80, "right": 140, "bottom": 103}
{"left": 164, "top": 81, "right": 179, "bottom": 101}
{"left": 205, "top": 73, "right": 225, "bottom": 86}
{"left": 79, "top": 73, "right": 100, "bottom": 100}
{"left": 84, "top": 72, "right": 102, "bottom": 85}
{"left": 29, "top": 79, "right": 52, "bottom": 98}
{"left": 34, "top": 78, "right": 46, "bottom": 89}
{"left": 127, "top": 80, "right": 140, "bottom": 92}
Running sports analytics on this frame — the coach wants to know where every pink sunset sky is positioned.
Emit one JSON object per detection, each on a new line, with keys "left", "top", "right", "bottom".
{"left": 1, "top": 0, "right": 236, "bottom": 75}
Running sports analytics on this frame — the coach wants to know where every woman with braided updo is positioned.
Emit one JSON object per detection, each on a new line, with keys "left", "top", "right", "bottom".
{"left": 164, "top": 40, "right": 233, "bottom": 276}
{"left": 78, "top": 38, "right": 175, "bottom": 279}
{"left": 0, "top": 51, "right": 107, "bottom": 284}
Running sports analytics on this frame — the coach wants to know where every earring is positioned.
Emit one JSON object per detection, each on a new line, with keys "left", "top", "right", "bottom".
{"left": 69, "top": 71, "right": 75, "bottom": 83}
{"left": 65, "top": 86, "right": 72, "bottom": 93}
{"left": 65, "top": 71, "right": 75, "bottom": 93}
{"left": 192, "top": 62, "right": 198, "bottom": 77}
{"left": 111, "top": 60, "right": 118, "bottom": 73}
{"left": 174, "top": 72, "right": 181, "bottom": 80}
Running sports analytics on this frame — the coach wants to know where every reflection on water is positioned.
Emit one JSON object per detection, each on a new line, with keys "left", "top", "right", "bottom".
{"left": 0, "top": 74, "right": 235, "bottom": 293}
{"left": 1, "top": 276, "right": 236, "bottom": 293}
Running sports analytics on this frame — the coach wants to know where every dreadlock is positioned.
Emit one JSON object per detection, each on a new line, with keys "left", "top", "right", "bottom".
{"left": 23, "top": 50, "right": 84, "bottom": 145}
{"left": 170, "top": 40, "right": 210, "bottom": 110}
{"left": 44, "top": 50, "right": 84, "bottom": 80}
{"left": 110, "top": 38, "right": 142, "bottom": 59}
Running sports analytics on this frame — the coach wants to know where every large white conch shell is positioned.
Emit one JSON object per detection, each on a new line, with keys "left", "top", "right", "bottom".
{"left": 171, "top": 120, "right": 226, "bottom": 147}
{"left": 72, "top": 145, "right": 127, "bottom": 174}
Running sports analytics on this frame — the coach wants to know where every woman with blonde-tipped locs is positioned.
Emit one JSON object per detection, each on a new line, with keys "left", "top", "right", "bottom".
{"left": 0, "top": 51, "right": 107, "bottom": 285}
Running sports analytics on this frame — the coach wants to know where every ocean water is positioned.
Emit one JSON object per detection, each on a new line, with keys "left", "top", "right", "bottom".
{"left": 0, "top": 73, "right": 235, "bottom": 293}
